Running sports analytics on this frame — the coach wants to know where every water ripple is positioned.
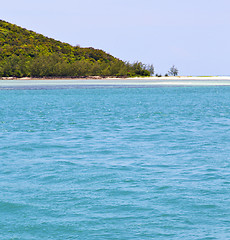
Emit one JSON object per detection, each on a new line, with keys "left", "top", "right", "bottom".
{"left": 0, "top": 87, "right": 230, "bottom": 239}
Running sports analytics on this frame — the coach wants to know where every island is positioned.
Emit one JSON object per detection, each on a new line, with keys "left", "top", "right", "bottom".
{"left": 0, "top": 20, "right": 154, "bottom": 79}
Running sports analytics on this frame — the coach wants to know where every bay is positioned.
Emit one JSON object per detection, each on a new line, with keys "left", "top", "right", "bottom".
{"left": 0, "top": 86, "right": 230, "bottom": 239}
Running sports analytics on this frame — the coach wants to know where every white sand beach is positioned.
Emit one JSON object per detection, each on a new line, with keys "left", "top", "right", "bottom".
{"left": 1, "top": 77, "right": 230, "bottom": 88}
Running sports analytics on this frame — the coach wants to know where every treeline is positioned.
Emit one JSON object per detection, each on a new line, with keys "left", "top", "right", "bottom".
{"left": 0, "top": 20, "right": 153, "bottom": 78}
{"left": 0, "top": 53, "right": 154, "bottom": 78}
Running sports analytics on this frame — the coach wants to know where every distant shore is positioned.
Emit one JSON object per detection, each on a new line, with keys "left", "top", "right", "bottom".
{"left": 0, "top": 76, "right": 110, "bottom": 80}
{"left": 1, "top": 76, "right": 230, "bottom": 89}
{"left": 1, "top": 76, "right": 230, "bottom": 81}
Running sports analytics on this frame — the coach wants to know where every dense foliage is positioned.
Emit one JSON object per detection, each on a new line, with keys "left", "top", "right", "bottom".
{"left": 0, "top": 20, "right": 153, "bottom": 78}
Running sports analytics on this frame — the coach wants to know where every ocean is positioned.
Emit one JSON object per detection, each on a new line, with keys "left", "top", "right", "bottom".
{"left": 0, "top": 86, "right": 230, "bottom": 239}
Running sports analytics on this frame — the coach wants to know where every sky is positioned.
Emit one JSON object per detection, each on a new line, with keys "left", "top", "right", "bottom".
{"left": 1, "top": 0, "right": 230, "bottom": 76}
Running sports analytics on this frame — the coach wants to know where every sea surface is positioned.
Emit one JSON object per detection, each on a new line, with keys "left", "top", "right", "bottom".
{"left": 0, "top": 86, "right": 230, "bottom": 239}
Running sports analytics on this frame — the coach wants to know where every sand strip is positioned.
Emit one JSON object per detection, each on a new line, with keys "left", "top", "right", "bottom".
{"left": 1, "top": 77, "right": 230, "bottom": 88}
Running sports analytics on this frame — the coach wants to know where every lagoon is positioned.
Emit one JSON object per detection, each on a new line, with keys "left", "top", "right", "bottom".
{"left": 0, "top": 85, "right": 230, "bottom": 239}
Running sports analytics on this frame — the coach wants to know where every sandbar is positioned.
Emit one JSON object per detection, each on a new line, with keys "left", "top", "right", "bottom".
{"left": 1, "top": 77, "right": 230, "bottom": 89}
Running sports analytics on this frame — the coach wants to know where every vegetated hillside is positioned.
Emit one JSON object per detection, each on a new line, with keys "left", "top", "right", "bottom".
{"left": 0, "top": 20, "right": 154, "bottom": 78}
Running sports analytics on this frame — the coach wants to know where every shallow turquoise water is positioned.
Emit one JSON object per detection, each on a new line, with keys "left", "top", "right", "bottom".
{"left": 0, "top": 86, "right": 230, "bottom": 239}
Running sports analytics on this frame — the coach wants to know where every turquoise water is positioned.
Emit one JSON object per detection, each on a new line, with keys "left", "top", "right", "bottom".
{"left": 0, "top": 86, "right": 230, "bottom": 239}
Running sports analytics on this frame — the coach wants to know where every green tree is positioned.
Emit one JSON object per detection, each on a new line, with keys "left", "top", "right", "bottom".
{"left": 147, "top": 64, "right": 154, "bottom": 75}
{"left": 168, "top": 65, "right": 178, "bottom": 76}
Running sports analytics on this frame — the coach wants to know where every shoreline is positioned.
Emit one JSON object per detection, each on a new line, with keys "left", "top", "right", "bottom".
{"left": 1, "top": 76, "right": 230, "bottom": 88}
{"left": 1, "top": 76, "right": 230, "bottom": 81}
